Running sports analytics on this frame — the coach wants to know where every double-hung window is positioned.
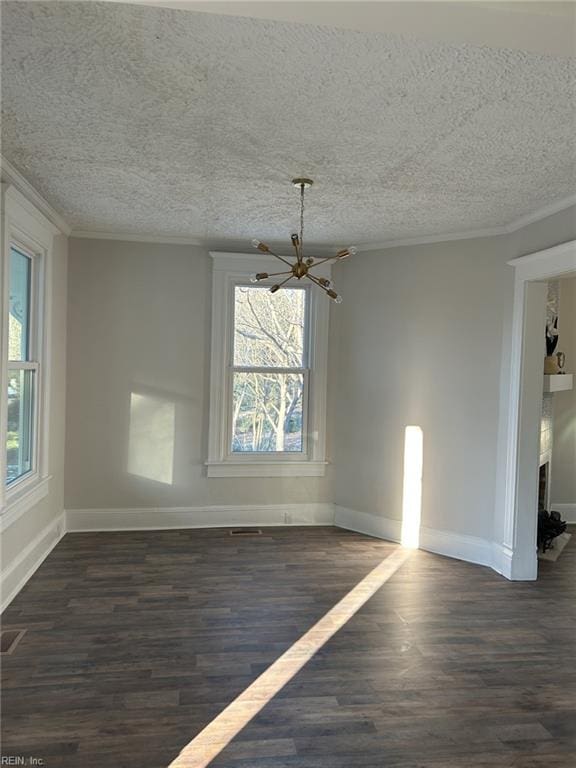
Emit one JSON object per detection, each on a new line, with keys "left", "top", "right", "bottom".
{"left": 1, "top": 185, "right": 53, "bottom": 514}
{"left": 207, "top": 252, "right": 330, "bottom": 477}
{"left": 232, "top": 284, "right": 307, "bottom": 453}
{"left": 6, "top": 245, "right": 39, "bottom": 487}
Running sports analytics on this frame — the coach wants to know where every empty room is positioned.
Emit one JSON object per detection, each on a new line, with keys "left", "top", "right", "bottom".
{"left": 1, "top": 1, "right": 576, "bottom": 766}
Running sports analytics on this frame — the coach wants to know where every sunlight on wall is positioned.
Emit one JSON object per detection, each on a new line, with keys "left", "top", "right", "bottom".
{"left": 167, "top": 547, "right": 411, "bottom": 768}
{"left": 401, "top": 426, "right": 423, "bottom": 549}
{"left": 128, "top": 392, "right": 175, "bottom": 485}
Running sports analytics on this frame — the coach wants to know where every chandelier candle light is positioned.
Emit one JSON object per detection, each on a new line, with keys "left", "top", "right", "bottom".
{"left": 250, "top": 178, "right": 357, "bottom": 303}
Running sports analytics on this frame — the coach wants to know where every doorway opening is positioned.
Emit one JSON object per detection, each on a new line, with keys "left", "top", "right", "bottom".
{"left": 501, "top": 241, "right": 575, "bottom": 580}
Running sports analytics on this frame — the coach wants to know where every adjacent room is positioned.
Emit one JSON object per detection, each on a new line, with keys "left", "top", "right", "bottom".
{"left": 1, "top": 1, "right": 575, "bottom": 766}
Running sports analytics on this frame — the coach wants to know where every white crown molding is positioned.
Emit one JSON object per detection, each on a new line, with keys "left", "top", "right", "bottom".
{"left": 507, "top": 194, "right": 576, "bottom": 234}
{"left": 72, "top": 194, "right": 576, "bottom": 254}
{"left": 71, "top": 230, "right": 205, "bottom": 246}
{"left": 358, "top": 194, "right": 576, "bottom": 253}
{"left": 102, "top": 1, "right": 576, "bottom": 59}
{"left": 0, "top": 156, "right": 71, "bottom": 236}
{"left": 4, "top": 155, "right": 574, "bottom": 253}
{"left": 357, "top": 226, "right": 510, "bottom": 252}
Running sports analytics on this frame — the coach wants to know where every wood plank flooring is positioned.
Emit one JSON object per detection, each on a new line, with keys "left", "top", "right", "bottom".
{"left": 2, "top": 526, "right": 576, "bottom": 767}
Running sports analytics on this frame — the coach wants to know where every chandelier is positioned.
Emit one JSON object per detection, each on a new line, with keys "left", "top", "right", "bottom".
{"left": 250, "top": 178, "right": 356, "bottom": 302}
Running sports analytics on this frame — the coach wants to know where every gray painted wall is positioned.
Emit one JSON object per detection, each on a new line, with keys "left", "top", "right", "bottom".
{"left": 65, "top": 239, "right": 334, "bottom": 510}
{"left": 64, "top": 209, "right": 576, "bottom": 548}
{"left": 333, "top": 206, "right": 576, "bottom": 544}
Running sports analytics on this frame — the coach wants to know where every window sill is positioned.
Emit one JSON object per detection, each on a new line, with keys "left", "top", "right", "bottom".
{"left": 206, "top": 461, "right": 328, "bottom": 478}
{"left": 1, "top": 475, "right": 52, "bottom": 532}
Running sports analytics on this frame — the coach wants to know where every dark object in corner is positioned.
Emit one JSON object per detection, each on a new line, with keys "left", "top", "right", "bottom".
{"left": 546, "top": 316, "right": 559, "bottom": 356}
{"left": 538, "top": 509, "right": 567, "bottom": 552}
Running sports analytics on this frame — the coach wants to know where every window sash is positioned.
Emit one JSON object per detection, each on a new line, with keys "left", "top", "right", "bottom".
{"left": 228, "top": 282, "right": 311, "bottom": 458}
{"left": 8, "top": 244, "right": 38, "bottom": 364}
{"left": 227, "top": 367, "right": 310, "bottom": 458}
{"left": 6, "top": 363, "right": 39, "bottom": 488}
{"left": 5, "top": 241, "right": 41, "bottom": 489}
{"left": 232, "top": 283, "right": 311, "bottom": 370}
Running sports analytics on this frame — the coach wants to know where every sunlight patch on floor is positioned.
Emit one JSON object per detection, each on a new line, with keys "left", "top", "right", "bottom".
{"left": 167, "top": 546, "right": 411, "bottom": 767}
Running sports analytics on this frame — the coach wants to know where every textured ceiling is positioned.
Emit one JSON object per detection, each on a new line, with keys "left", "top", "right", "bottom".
{"left": 2, "top": 1, "right": 575, "bottom": 250}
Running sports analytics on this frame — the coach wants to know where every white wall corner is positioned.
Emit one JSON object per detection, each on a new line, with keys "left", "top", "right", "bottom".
{"left": 491, "top": 542, "right": 514, "bottom": 579}
{"left": 335, "top": 505, "right": 498, "bottom": 572}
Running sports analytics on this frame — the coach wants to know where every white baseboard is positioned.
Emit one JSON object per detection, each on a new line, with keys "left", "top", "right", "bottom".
{"left": 420, "top": 525, "right": 494, "bottom": 569}
{"left": 334, "top": 505, "right": 402, "bottom": 543}
{"left": 334, "top": 505, "right": 494, "bottom": 569}
{"left": 551, "top": 503, "right": 576, "bottom": 523}
{"left": 1, "top": 513, "right": 65, "bottom": 612}
{"left": 1, "top": 501, "right": 529, "bottom": 612}
{"left": 66, "top": 503, "right": 335, "bottom": 532}
{"left": 491, "top": 542, "right": 514, "bottom": 579}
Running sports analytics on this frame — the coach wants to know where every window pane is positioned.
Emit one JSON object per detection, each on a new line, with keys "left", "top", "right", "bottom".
{"left": 234, "top": 286, "right": 305, "bottom": 368}
{"left": 9, "top": 247, "right": 32, "bottom": 361}
{"left": 232, "top": 372, "right": 303, "bottom": 452}
{"left": 6, "top": 369, "right": 35, "bottom": 485}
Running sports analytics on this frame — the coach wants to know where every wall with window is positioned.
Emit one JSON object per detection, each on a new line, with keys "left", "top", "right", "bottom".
{"left": 65, "top": 239, "right": 334, "bottom": 519}
{"left": 332, "top": 206, "right": 576, "bottom": 553}
{"left": 1, "top": 186, "right": 68, "bottom": 608}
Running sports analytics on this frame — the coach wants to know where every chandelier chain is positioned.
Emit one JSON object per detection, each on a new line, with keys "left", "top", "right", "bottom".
{"left": 299, "top": 183, "right": 305, "bottom": 261}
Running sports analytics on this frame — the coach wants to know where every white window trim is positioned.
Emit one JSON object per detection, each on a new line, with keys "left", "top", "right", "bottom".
{"left": 1, "top": 185, "right": 56, "bottom": 517}
{"left": 207, "top": 251, "right": 331, "bottom": 477}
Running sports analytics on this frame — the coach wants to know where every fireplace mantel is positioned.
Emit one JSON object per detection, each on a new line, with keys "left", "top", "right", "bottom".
{"left": 543, "top": 374, "right": 573, "bottom": 393}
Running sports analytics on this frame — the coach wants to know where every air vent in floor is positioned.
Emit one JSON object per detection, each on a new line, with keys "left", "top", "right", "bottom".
{"left": 1, "top": 629, "right": 26, "bottom": 655}
{"left": 229, "top": 528, "right": 262, "bottom": 536}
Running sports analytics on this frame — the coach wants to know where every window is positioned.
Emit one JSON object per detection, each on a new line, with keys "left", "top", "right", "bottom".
{"left": 1, "top": 185, "right": 54, "bottom": 513}
{"left": 207, "top": 253, "right": 330, "bottom": 477}
{"left": 7, "top": 245, "right": 39, "bottom": 486}
{"left": 232, "top": 286, "right": 306, "bottom": 453}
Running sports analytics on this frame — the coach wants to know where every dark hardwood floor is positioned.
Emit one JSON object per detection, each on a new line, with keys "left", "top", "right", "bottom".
{"left": 2, "top": 526, "right": 576, "bottom": 767}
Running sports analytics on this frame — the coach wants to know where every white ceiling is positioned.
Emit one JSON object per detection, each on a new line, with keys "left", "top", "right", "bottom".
{"left": 2, "top": 1, "right": 575, "bottom": 251}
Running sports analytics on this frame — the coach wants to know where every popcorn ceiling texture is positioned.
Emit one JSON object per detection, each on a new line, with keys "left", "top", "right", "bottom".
{"left": 2, "top": 1, "right": 575, "bottom": 247}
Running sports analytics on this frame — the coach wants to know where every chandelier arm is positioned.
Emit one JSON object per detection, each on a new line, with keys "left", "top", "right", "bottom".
{"left": 266, "top": 270, "right": 293, "bottom": 277}
{"left": 306, "top": 273, "right": 331, "bottom": 292}
{"left": 271, "top": 274, "right": 295, "bottom": 292}
{"left": 308, "top": 255, "right": 340, "bottom": 267}
{"left": 267, "top": 250, "right": 293, "bottom": 268}
{"left": 307, "top": 273, "right": 341, "bottom": 302}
